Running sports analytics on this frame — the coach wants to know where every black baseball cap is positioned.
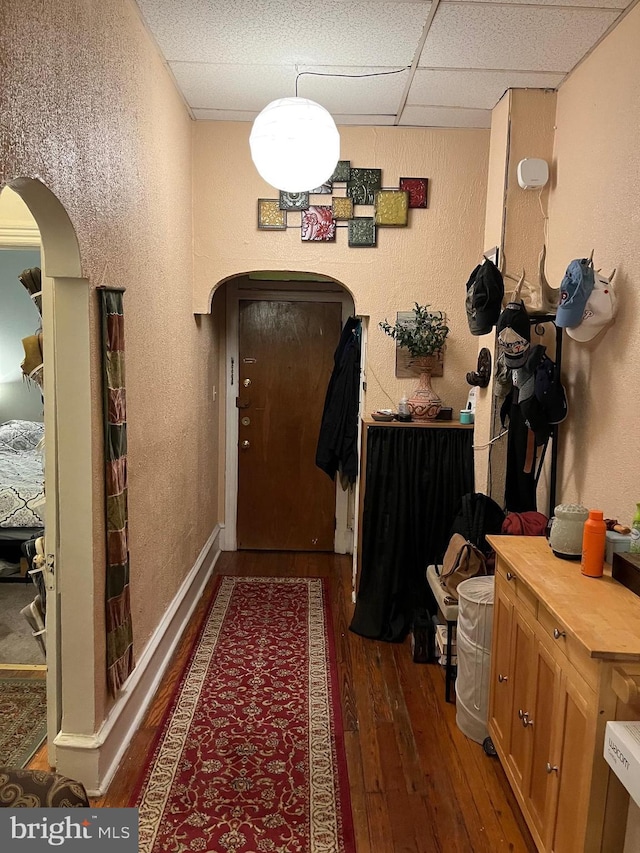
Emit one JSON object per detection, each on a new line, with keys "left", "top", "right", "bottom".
{"left": 496, "top": 300, "right": 530, "bottom": 368}
{"left": 466, "top": 259, "right": 504, "bottom": 336}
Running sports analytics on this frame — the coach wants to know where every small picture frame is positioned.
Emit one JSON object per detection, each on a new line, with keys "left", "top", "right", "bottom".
{"left": 348, "top": 217, "right": 376, "bottom": 247}
{"left": 309, "top": 181, "right": 332, "bottom": 194}
{"left": 279, "top": 191, "right": 310, "bottom": 211}
{"left": 347, "top": 169, "right": 382, "bottom": 206}
{"left": 374, "top": 190, "right": 409, "bottom": 226}
{"left": 399, "top": 177, "right": 429, "bottom": 209}
{"left": 332, "top": 196, "right": 354, "bottom": 221}
{"left": 394, "top": 310, "right": 446, "bottom": 377}
{"left": 330, "top": 160, "right": 351, "bottom": 183}
{"left": 301, "top": 206, "right": 336, "bottom": 241}
{"left": 257, "top": 199, "right": 287, "bottom": 230}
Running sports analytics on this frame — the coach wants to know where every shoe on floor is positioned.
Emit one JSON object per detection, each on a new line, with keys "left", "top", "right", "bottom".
{"left": 20, "top": 597, "right": 46, "bottom": 658}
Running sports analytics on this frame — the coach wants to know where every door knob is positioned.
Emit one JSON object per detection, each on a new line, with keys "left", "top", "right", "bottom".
{"left": 241, "top": 440, "right": 250, "bottom": 449}
{"left": 243, "top": 378, "right": 252, "bottom": 387}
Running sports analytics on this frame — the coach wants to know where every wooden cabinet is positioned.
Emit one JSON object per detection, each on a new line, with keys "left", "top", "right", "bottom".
{"left": 487, "top": 535, "right": 640, "bottom": 853}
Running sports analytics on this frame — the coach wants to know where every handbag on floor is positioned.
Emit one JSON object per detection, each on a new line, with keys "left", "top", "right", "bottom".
{"left": 437, "top": 533, "right": 487, "bottom": 600}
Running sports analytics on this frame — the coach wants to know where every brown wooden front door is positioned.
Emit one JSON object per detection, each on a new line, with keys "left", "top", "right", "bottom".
{"left": 236, "top": 299, "right": 341, "bottom": 550}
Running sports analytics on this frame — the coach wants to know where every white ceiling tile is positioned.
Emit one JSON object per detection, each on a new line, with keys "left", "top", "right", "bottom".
{"left": 171, "top": 63, "right": 297, "bottom": 111}
{"left": 399, "top": 105, "right": 492, "bottom": 127}
{"left": 136, "top": 0, "right": 431, "bottom": 66}
{"left": 419, "top": 4, "right": 621, "bottom": 72}
{"left": 134, "top": 0, "right": 631, "bottom": 127}
{"left": 408, "top": 68, "right": 565, "bottom": 110}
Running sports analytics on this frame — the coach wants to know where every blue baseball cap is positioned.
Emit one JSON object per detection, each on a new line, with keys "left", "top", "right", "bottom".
{"left": 556, "top": 259, "right": 595, "bottom": 328}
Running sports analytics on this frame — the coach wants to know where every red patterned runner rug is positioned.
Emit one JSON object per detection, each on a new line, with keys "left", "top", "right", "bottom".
{"left": 132, "top": 576, "right": 355, "bottom": 853}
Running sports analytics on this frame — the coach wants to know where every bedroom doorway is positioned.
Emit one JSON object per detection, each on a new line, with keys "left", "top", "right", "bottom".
{"left": 221, "top": 274, "right": 358, "bottom": 553}
{"left": 1, "top": 177, "right": 95, "bottom": 773}
{"left": 0, "top": 190, "right": 48, "bottom": 767}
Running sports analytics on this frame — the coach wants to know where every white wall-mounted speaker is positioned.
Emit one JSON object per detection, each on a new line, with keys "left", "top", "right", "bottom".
{"left": 517, "top": 158, "right": 549, "bottom": 190}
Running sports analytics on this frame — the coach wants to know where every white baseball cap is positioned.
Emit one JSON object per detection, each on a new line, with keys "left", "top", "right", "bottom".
{"left": 566, "top": 271, "right": 617, "bottom": 342}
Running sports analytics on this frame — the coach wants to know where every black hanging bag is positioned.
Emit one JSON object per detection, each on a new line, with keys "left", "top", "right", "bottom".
{"left": 448, "top": 492, "right": 506, "bottom": 560}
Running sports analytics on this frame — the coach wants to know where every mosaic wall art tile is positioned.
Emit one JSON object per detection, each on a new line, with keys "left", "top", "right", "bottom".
{"left": 332, "top": 196, "right": 354, "bottom": 221}
{"left": 257, "top": 199, "right": 287, "bottom": 230}
{"left": 301, "top": 206, "right": 336, "bottom": 241}
{"left": 374, "top": 190, "right": 409, "bottom": 226}
{"left": 400, "top": 177, "right": 429, "bottom": 209}
{"left": 348, "top": 217, "right": 376, "bottom": 247}
{"left": 256, "top": 163, "right": 429, "bottom": 246}
{"left": 347, "top": 169, "right": 382, "bottom": 205}
{"left": 279, "top": 191, "right": 310, "bottom": 210}
{"left": 330, "top": 160, "right": 351, "bottom": 182}
{"left": 309, "top": 180, "right": 332, "bottom": 194}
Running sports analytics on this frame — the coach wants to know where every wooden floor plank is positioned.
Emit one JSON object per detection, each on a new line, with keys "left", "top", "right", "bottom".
{"left": 29, "top": 550, "right": 535, "bottom": 851}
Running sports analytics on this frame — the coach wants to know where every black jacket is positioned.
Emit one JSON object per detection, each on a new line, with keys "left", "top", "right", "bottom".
{"left": 315, "top": 317, "right": 361, "bottom": 482}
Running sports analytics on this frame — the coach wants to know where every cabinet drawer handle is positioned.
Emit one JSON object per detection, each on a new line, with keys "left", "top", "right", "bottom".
{"left": 553, "top": 628, "right": 566, "bottom": 640}
{"left": 522, "top": 714, "right": 534, "bottom": 728}
{"left": 506, "top": 572, "right": 515, "bottom": 581}
{"left": 518, "top": 708, "right": 525, "bottom": 719}
{"left": 546, "top": 763, "right": 559, "bottom": 774}
{"left": 498, "top": 674, "right": 508, "bottom": 683}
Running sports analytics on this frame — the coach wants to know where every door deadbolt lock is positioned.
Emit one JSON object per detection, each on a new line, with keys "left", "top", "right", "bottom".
{"left": 241, "top": 417, "right": 251, "bottom": 427}
{"left": 243, "top": 378, "right": 252, "bottom": 387}
{"left": 241, "top": 440, "right": 250, "bottom": 449}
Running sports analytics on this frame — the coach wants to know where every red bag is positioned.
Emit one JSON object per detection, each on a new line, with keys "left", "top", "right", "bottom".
{"left": 502, "top": 511, "right": 548, "bottom": 536}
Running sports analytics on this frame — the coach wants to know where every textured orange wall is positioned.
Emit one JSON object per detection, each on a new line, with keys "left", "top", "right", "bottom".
{"left": 193, "top": 123, "right": 490, "bottom": 416}
{"left": 547, "top": 3, "right": 640, "bottom": 523}
{"left": 1, "top": 0, "right": 219, "bottom": 724}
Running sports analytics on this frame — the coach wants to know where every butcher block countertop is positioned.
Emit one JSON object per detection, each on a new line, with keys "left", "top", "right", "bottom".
{"left": 487, "top": 534, "right": 640, "bottom": 661}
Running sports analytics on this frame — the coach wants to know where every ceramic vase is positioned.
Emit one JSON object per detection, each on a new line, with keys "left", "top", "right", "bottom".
{"left": 408, "top": 357, "right": 441, "bottom": 421}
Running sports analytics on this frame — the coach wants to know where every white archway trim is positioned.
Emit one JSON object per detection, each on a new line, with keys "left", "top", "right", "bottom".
{"left": 9, "top": 178, "right": 81, "bottom": 277}
{"left": 6, "top": 177, "right": 92, "bottom": 783}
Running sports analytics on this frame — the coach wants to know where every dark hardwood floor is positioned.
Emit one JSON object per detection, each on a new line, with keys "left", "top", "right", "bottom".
{"left": 35, "top": 550, "right": 536, "bottom": 852}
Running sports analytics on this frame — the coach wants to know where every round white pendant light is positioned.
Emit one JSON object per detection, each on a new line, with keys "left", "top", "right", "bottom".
{"left": 249, "top": 97, "right": 340, "bottom": 193}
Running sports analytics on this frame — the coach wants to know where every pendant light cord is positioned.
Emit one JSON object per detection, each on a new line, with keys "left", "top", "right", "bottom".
{"left": 295, "top": 68, "right": 409, "bottom": 97}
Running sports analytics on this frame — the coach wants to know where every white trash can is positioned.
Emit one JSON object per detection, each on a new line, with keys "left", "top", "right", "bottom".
{"left": 455, "top": 576, "right": 495, "bottom": 744}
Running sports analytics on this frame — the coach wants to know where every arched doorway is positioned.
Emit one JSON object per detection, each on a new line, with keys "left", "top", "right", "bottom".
{"left": 214, "top": 272, "right": 360, "bottom": 554}
{"left": 1, "top": 178, "right": 95, "bottom": 771}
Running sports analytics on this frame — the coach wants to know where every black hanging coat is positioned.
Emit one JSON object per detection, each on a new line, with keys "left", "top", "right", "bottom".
{"left": 315, "top": 317, "right": 361, "bottom": 483}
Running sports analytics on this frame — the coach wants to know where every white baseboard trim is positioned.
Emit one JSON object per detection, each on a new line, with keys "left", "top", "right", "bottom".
{"left": 54, "top": 524, "right": 221, "bottom": 796}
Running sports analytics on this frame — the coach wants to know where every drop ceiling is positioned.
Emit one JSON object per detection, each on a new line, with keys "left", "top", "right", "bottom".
{"left": 134, "top": 0, "right": 635, "bottom": 128}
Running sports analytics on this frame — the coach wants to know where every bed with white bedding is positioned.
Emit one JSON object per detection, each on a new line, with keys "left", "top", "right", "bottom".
{"left": 0, "top": 420, "right": 45, "bottom": 536}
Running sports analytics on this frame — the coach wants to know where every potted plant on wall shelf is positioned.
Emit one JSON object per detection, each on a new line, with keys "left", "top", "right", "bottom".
{"left": 379, "top": 303, "right": 449, "bottom": 420}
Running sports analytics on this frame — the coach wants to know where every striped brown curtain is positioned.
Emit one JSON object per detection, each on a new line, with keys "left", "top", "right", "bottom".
{"left": 100, "top": 288, "right": 134, "bottom": 694}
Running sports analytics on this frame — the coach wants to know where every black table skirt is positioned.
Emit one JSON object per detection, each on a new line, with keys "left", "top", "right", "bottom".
{"left": 350, "top": 425, "right": 474, "bottom": 642}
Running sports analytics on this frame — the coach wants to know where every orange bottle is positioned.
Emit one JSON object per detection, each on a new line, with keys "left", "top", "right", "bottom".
{"left": 581, "top": 509, "right": 606, "bottom": 578}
